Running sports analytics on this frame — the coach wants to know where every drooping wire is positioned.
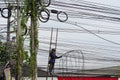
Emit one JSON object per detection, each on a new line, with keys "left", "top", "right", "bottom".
{"left": 50, "top": 19, "right": 120, "bottom": 46}
{"left": 52, "top": 1, "right": 120, "bottom": 15}
{"left": 50, "top": 1, "right": 120, "bottom": 23}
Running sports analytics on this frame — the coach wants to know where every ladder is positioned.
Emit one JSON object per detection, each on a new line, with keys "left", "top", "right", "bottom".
{"left": 46, "top": 28, "right": 58, "bottom": 80}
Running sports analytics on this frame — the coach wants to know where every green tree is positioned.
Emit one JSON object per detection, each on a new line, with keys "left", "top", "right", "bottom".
{"left": 0, "top": 41, "right": 7, "bottom": 63}
{"left": 5, "top": 0, "right": 47, "bottom": 80}
{"left": 21, "top": 0, "right": 40, "bottom": 80}
{"left": 24, "top": 0, "right": 39, "bottom": 80}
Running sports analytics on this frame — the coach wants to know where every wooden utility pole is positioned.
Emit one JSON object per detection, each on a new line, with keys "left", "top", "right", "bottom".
{"left": 6, "top": 5, "right": 10, "bottom": 43}
{"left": 6, "top": 4, "right": 11, "bottom": 61}
{"left": 16, "top": 0, "right": 23, "bottom": 80}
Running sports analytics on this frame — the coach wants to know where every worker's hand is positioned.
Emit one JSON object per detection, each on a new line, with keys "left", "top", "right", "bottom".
{"left": 60, "top": 56, "right": 62, "bottom": 58}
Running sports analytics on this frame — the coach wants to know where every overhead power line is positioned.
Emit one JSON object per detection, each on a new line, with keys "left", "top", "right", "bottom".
{"left": 52, "top": 1, "right": 120, "bottom": 15}
{"left": 38, "top": 27, "right": 120, "bottom": 35}
{"left": 50, "top": 1, "right": 120, "bottom": 23}
{"left": 50, "top": 19, "right": 120, "bottom": 46}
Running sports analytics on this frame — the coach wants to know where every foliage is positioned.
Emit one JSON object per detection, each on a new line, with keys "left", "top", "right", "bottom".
{"left": 0, "top": 40, "right": 29, "bottom": 63}
{"left": 0, "top": 41, "right": 7, "bottom": 63}
{"left": 3, "top": 0, "right": 42, "bottom": 80}
{"left": 21, "top": 0, "right": 40, "bottom": 80}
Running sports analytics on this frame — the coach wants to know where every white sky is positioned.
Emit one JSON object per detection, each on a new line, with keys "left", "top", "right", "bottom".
{"left": 85, "top": 0, "right": 120, "bottom": 7}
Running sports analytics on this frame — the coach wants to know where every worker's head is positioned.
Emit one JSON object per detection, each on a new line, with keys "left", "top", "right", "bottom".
{"left": 49, "top": 48, "right": 56, "bottom": 54}
{"left": 52, "top": 48, "right": 56, "bottom": 52}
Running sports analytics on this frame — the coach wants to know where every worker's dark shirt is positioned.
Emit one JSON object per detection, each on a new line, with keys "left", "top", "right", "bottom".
{"left": 49, "top": 53, "right": 61, "bottom": 63}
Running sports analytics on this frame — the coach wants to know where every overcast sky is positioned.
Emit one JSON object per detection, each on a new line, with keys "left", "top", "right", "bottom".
{"left": 85, "top": 0, "right": 120, "bottom": 7}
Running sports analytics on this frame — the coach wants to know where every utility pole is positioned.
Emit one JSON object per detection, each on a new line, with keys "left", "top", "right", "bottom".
{"left": 6, "top": 4, "right": 11, "bottom": 44}
{"left": 16, "top": 0, "right": 23, "bottom": 80}
{"left": 6, "top": 3, "right": 11, "bottom": 62}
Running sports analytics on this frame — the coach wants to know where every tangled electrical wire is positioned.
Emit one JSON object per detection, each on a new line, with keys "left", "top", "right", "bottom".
{"left": 0, "top": 0, "right": 68, "bottom": 37}
{"left": 38, "top": 0, "right": 68, "bottom": 23}
{"left": 0, "top": 0, "right": 68, "bottom": 22}
{"left": 51, "top": 0, "right": 120, "bottom": 23}
{"left": 38, "top": 9, "right": 68, "bottom": 23}
{"left": 0, "top": 7, "right": 12, "bottom": 18}
{"left": 21, "top": 0, "right": 68, "bottom": 36}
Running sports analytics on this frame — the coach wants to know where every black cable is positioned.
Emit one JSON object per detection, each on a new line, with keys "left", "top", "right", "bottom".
{"left": 38, "top": 26, "right": 120, "bottom": 35}
{"left": 50, "top": 7, "right": 120, "bottom": 23}
{"left": 80, "top": 0, "right": 120, "bottom": 11}
{"left": 54, "top": 0, "right": 120, "bottom": 12}
{"left": 38, "top": 39, "right": 120, "bottom": 54}
{"left": 39, "top": 0, "right": 51, "bottom": 7}
{"left": 1, "top": 8, "right": 12, "bottom": 18}
{"left": 51, "top": 19, "right": 120, "bottom": 46}
{"left": 50, "top": 1, "right": 120, "bottom": 23}
{"left": 37, "top": 41, "right": 120, "bottom": 62}
{"left": 38, "top": 8, "right": 50, "bottom": 23}
{"left": 57, "top": 11, "right": 68, "bottom": 22}
{"left": 71, "top": 22, "right": 120, "bottom": 45}
{"left": 52, "top": 1, "right": 120, "bottom": 15}
{"left": 0, "top": 27, "right": 7, "bottom": 31}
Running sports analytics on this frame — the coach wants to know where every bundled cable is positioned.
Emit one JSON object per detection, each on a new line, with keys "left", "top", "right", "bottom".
{"left": 1, "top": 8, "right": 11, "bottom": 18}
{"left": 38, "top": 8, "right": 50, "bottom": 23}
{"left": 39, "top": 0, "right": 51, "bottom": 7}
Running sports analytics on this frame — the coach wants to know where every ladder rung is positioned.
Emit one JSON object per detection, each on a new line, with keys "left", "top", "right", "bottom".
{"left": 51, "top": 42, "right": 56, "bottom": 44}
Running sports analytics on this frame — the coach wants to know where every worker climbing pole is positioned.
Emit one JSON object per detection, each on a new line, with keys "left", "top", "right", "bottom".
{"left": 46, "top": 28, "right": 62, "bottom": 80}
